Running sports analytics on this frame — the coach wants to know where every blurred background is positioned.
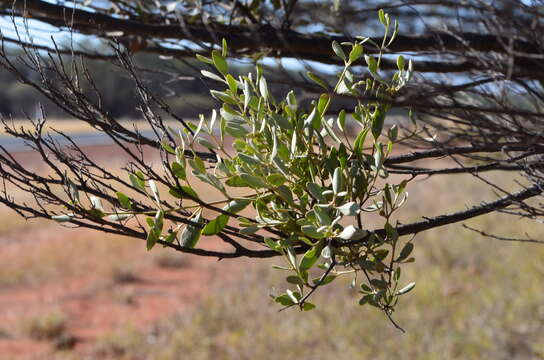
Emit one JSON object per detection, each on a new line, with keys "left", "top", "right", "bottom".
{"left": 1, "top": 1, "right": 544, "bottom": 359}
{"left": 1, "top": 63, "right": 543, "bottom": 359}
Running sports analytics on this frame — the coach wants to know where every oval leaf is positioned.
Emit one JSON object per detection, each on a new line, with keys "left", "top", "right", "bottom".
{"left": 180, "top": 214, "right": 202, "bottom": 248}
{"left": 201, "top": 214, "right": 229, "bottom": 235}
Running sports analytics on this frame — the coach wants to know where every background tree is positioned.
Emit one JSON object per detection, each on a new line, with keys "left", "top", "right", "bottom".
{"left": 0, "top": 0, "right": 543, "bottom": 325}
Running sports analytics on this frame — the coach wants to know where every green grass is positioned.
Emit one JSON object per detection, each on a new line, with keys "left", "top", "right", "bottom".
{"left": 84, "top": 172, "right": 544, "bottom": 359}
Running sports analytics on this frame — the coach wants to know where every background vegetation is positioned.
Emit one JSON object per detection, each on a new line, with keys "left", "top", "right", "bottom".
{"left": 1, "top": 160, "right": 543, "bottom": 359}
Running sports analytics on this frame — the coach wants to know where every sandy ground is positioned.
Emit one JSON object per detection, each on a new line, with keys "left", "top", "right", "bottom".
{"left": 0, "top": 225, "right": 241, "bottom": 359}
{"left": 0, "top": 143, "right": 244, "bottom": 359}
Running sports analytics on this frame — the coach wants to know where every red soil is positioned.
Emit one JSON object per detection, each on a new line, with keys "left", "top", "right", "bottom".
{"left": 0, "top": 224, "right": 242, "bottom": 359}
{"left": 0, "top": 144, "right": 245, "bottom": 359}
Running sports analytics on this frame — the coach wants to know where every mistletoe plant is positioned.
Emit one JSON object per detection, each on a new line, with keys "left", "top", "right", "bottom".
{"left": 182, "top": 11, "right": 414, "bottom": 316}
{"left": 54, "top": 10, "right": 416, "bottom": 322}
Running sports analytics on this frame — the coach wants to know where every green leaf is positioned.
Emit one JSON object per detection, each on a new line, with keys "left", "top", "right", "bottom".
{"left": 223, "top": 199, "right": 251, "bottom": 214}
{"left": 304, "top": 107, "right": 321, "bottom": 130}
{"left": 146, "top": 228, "right": 159, "bottom": 251}
{"left": 188, "top": 156, "right": 206, "bottom": 173}
{"left": 370, "top": 278, "right": 388, "bottom": 289}
{"left": 301, "top": 302, "right": 316, "bottom": 311}
{"left": 210, "top": 90, "right": 237, "bottom": 105}
{"left": 163, "top": 231, "right": 178, "bottom": 244}
{"left": 387, "top": 19, "right": 399, "bottom": 47}
{"left": 321, "top": 116, "right": 342, "bottom": 144}
{"left": 353, "top": 128, "right": 369, "bottom": 157}
{"left": 180, "top": 213, "right": 202, "bottom": 248}
{"left": 276, "top": 185, "right": 297, "bottom": 208}
{"left": 307, "top": 72, "right": 329, "bottom": 90}
{"left": 337, "top": 225, "right": 368, "bottom": 241}
{"left": 396, "top": 242, "right": 414, "bottom": 262}
{"left": 267, "top": 173, "right": 286, "bottom": 186}
{"left": 221, "top": 38, "right": 228, "bottom": 57}
{"left": 388, "top": 124, "right": 398, "bottom": 141}
{"left": 240, "top": 173, "right": 267, "bottom": 188}
{"left": 371, "top": 106, "right": 386, "bottom": 139}
{"left": 107, "top": 214, "right": 132, "bottom": 222}
{"left": 307, "top": 182, "right": 325, "bottom": 203}
{"left": 301, "top": 225, "right": 325, "bottom": 239}
{"left": 129, "top": 173, "right": 145, "bottom": 191}
{"left": 374, "top": 143, "right": 384, "bottom": 170}
{"left": 259, "top": 77, "right": 269, "bottom": 99}
{"left": 317, "top": 94, "right": 329, "bottom": 115}
{"left": 201, "top": 214, "right": 229, "bottom": 235}
{"left": 286, "top": 276, "right": 304, "bottom": 285}
{"left": 359, "top": 294, "right": 373, "bottom": 306}
{"left": 286, "top": 289, "right": 299, "bottom": 303}
{"left": 271, "top": 113, "right": 292, "bottom": 130}
{"left": 287, "top": 246, "right": 297, "bottom": 268}
{"left": 332, "top": 41, "right": 346, "bottom": 61}
{"left": 264, "top": 237, "right": 281, "bottom": 252}
{"left": 225, "top": 124, "right": 249, "bottom": 138}
{"left": 196, "top": 54, "right": 214, "bottom": 64}
{"left": 243, "top": 80, "right": 251, "bottom": 111}
{"left": 169, "top": 185, "right": 198, "bottom": 199}
{"left": 154, "top": 210, "right": 164, "bottom": 231}
{"left": 240, "top": 225, "right": 260, "bottom": 235}
{"left": 51, "top": 214, "right": 74, "bottom": 222}
{"left": 365, "top": 55, "right": 378, "bottom": 74}
{"left": 337, "top": 109, "right": 346, "bottom": 131}
{"left": 90, "top": 196, "right": 104, "bottom": 211}
{"left": 378, "top": 9, "right": 386, "bottom": 25}
{"left": 225, "top": 176, "right": 247, "bottom": 187}
{"left": 397, "top": 282, "right": 416, "bottom": 295}
{"left": 321, "top": 245, "right": 331, "bottom": 259}
{"left": 238, "top": 153, "right": 261, "bottom": 167}
{"left": 116, "top": 192, "right": 132, "bottom": 210}
{"left": 313, "top": 275, "right": 336, "bottom": 286}
{"left": 161, "top": 140, "right": 176, "bottom": 154}
{"left": 66, "top": 179, "right": 79, "bottom": 203}
{"left": 212, "top": 50, "right": 228, "bottom": 75}
{"left": 396, "top": 55, "right": 405, "bottom": 71}
{"left": 87, "top": 208, "right": 105, "bottom": 219}
{"left": 300, "top": 246, "right": 320, "bottom": 271}
{"left": 201, "top": 70, "right": 225, "bottom": 83}
{"left": 197, "top": 138, "right": 216, "bottom": 150}
{"left": 226, "top": 74, "right": 238, "bottom": 93}
{"left": 384, "top": 222, "right": 399, "bottom": 242}
{"left": 332, "top": 167, "right": 343, "bottom": 194}
{"left": 337, "top": 201, "right": 359, "bottom": 216}
{"left": 194, "top": 173, "right": 226, "bottom": 194}
{"left": 349, "top": 43, "right": 363, "bottom": 63}
{"left": 149, "top": 179, "right": 160, "bottom": 204}
{"left": 275, "top": 294, "right": 295, "bottom": 307}
{"left": 313, "top": 205, "right": 332, "bottom": 226}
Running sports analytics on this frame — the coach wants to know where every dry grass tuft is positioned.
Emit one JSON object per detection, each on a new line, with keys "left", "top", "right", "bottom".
{"left": 22, "top": 311, "right": 68, "bottom": 341}
{"left": 75, "top": 172, "right": 544, "bottom": 360}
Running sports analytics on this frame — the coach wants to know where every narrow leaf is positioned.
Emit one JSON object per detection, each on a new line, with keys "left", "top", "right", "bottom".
{"left": 337, "top": 225, "right": 368, "bottom": 241}
{"left": 332, "top": 41, "right": 346, "bottom": 61}
{"left": 397, "top": 282, "right": 416, "bottom": 295}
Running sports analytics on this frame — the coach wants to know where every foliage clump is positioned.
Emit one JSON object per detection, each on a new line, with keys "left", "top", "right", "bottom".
{"left": 54, "top": 11, "right": 416, "bottom": 322}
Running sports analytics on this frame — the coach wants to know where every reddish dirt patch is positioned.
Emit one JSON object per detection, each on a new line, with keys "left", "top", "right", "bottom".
{"left": 0, "top": 224, "right": 243, "bottom": 359}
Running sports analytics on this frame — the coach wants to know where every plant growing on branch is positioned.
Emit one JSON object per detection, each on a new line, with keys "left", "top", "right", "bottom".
{"left": 57, "top": 14, "right": 417, "bottom": 319}
{"left": 181, "top": 14, "right": 416, "bottom": 315}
